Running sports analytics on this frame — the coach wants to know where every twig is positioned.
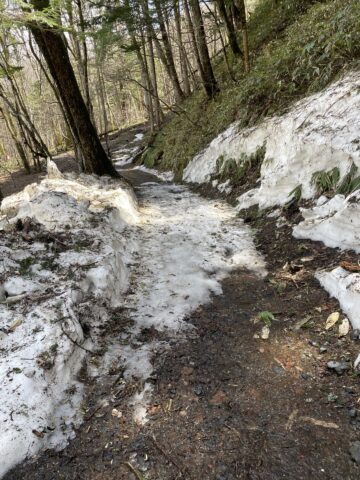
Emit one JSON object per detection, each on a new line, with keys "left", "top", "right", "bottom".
{"left": 60, "top": 324, "right": 98, "bottom": 355}
{"left": 122, "top": 462, "right": 145, "bottom": 480}
{"left": 151, "top": 435, "right": 186, "bottom": 477}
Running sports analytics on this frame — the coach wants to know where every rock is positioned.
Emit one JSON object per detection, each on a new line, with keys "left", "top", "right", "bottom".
{"left": 327, "top": 360, "right": 350, "bottom": 375}
{"left": 193, "top": 385, "right": 203, "bottom": 396}
{"left": 47, "top": 159, "right": 64, "bottom": 179}
{"left": 273, "top": 366, "right": 285, "bottom": 375}
{"left": 351, "top": 329, "right": 360, "bottom": 341}
{"left": 350, "top": 441, "right": 360, "bottom": 464}
{"left": 319, "top": 346, "right": 328, "bottom": 354}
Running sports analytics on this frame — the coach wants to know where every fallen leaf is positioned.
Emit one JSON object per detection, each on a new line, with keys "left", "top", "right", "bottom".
{"left": 325, "top": 312, "right": 340, "bottom": 330}
{"left": 340, "top": 261, "right": 360, "bottom": 272}
{"left": 338, "top": 318, "right": 350, "bottom": 337}
{"left": 111, "top": 408, "right": 122, "bottom": 419}
{"left": 8, "top": 318, "right": 22, "bottom": 331}
{"left": 210, "top": 390, "right": 229, "bottom": 405}
{"left": 260, "top": 326, "right": 270, "bottom": 340}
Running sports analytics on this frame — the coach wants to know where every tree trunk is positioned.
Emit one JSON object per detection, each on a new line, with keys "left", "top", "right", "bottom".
{"left": 234, "top": 0, "right": 250, "bottom": 72}
{"left": 28, "top": 2, "right": 118, "bottom": 177}
{"left": 189, "top": 0, "right": 219, "bottom": 98}
{"left": 0, "top": 104, "right": 31, "bottom": 173}
{"left": 174, "top": 0, "right": 191, "bottom": 96}
{"left": 216, "top": 0, "right": 241, "bottom": 56}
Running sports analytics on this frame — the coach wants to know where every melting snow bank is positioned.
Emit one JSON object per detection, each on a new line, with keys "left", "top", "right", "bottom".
{"left": 0, "top": 163, "right": 137, "bottom": 478}
{"left": 182, "top": 70, "right": 360, "bottom": 363}
{"left": 294, "top": 192, "right": 360, "bottom": 347}
{"left": 183, "top": 71, "right": 360, "bottom": 210}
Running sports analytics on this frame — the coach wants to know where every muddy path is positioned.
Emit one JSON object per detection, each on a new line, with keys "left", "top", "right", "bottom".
{"left": 3, "top": 134, "right": 360, "bottom": 480}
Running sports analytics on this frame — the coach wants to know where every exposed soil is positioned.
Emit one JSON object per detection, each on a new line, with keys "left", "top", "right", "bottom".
{"left": 3, "top": 139, "right": 360, "bottom": 479}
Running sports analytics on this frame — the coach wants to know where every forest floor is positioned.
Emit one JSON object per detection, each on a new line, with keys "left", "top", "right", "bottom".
{"left": 2, "top": 128, "right": 360, "bottom": 480}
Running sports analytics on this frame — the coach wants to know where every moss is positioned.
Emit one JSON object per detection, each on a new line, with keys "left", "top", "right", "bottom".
{"left": 143, "top": 0, "right": 360, "bottom": 177}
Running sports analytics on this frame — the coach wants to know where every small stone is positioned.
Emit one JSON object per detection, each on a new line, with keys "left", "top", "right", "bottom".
{"left": 319, "top": 347, "right": 328, "bottom": 354}
{"left": 352, "top": 329, "right": 360, "bottom": 341}
{"left": 309, "top": 340, "right": 318, "bottom": 347}
{"left": 350, "top": 441, "right": 360, "bottom": 464}
{"left": 327, "top": 361, "right": 350, "bottom": 375}
{"left": 273, "top": 366, "right": 285, "bottom": 375}
{"left": 327, "top": 393, "right": 338, "bottom": 403}
{"left": 193, "top": 385, "right": 203, "bottom": 396}
{"left": 348, "top": 408, "right": 357, "bottom": 418}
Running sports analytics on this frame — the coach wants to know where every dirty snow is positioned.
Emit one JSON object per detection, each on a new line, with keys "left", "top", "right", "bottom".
{"left": 317, "top": 268, "right": 360, "bottom": 333}
{"left": 183, "top": 71, "right": 360, "bottom": 210}
{"left": 133, "top": 165, "right": 174, "bottom": 182}
{"left": 0, "top": 147, "right": 265, "bottom": 476}
{"left": 0, "top": 163, "right": 136, "bottom": 478}
{"left": 93, "top": 177, "right": 266, "bottom": 427}
{"left": 293, "top": 191, "right": 360, "bottom": 336}
{"left": 293, "top": 192, "right": 360, "bottom": 252}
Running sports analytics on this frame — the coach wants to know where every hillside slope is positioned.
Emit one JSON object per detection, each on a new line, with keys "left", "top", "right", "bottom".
{"left": 142, "top": 0, "right": 360, "bottom": 179}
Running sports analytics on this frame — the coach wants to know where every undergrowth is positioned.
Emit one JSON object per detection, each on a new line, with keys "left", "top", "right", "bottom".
{"left": 311, "top": 163, "right": 360, "bottom": 196}
{"left": 213, "top": 144, "right": 266, "bottom": 186}
{"left": 143, "top": 0, "right": 360, "bottom": 180}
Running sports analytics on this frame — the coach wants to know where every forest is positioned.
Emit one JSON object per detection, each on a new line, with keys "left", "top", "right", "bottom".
{"left": 1, "top": 0, "right": 360, "bottom": 478}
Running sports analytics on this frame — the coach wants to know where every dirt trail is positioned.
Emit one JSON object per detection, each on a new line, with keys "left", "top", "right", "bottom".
{"left": 3, "top": 132, "right": 360, "bottom": 480}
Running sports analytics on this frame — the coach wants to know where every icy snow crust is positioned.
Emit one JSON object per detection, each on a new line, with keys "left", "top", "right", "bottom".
{"left": 0, "top": 143, "right": 265, "bottom": 475}
{"left": 183, "top": 72, "right": 360, "bottom": 210}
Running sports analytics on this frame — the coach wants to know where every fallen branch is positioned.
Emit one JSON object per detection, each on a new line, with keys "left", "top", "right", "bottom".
{"left": 60, "top": 324, "right": 98, "bottom": 356}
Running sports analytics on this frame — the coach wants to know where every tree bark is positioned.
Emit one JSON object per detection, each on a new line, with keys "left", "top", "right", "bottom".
{"left": 189, "top": 0, "right": 219, "bottom": 98}
{"left": 216, "top": 0, "right": 241, "bottom": 56}
{"left": 174, "top": 0, "right": 191, "bottom": 96}
{"left": 28, "top": 1, "right": 118, "bottom": 177}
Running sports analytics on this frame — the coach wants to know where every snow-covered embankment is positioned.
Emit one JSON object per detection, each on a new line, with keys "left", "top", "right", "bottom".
{"left": 0, "top": 164, "right": 138, "bottom": 477}
{"left": 183, "top": 71, "right": 360, "bottom": 352}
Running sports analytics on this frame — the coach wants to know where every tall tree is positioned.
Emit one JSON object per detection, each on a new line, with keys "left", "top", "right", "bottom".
{"left": 27, "top": 0, "right": 118, "bottom": 177}
{"left": 189, "top": 0, "right": 219, "bottom": 98}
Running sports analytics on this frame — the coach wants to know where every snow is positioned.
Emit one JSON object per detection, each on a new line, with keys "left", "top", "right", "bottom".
{"left": 0, "top": 162, "right": 137, "bottom": 478}
{"left": 317, "top": 268, "right": 360, "bottom": 332}
{"left": 294, "top": 192, "right": 360, "bottom": 338}
{"left": 183, "top": 71, "right": 360, "bottom": 210}
{"left": 92, "top": 177, "right": 266, "bottom": 426}
{"left": 0, "top": 155, "right": 265, "bottom": 476}
{"left": 293, "top": 192, "right": 360, "bottom": 252}
{"left": 133, "top": 165, "right": 174, "bottom": 182}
